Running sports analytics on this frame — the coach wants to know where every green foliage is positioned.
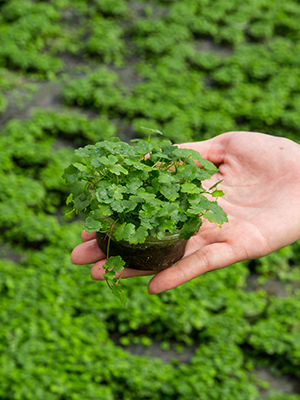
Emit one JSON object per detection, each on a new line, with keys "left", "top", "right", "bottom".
{"left": 0, "top": 68, "right": 37, "bottom": 112}
{"left": 0, "top": 0, "right": 63, "bottom": 77}
{"left": 65, "top": 137, "right": 227, "bottom": 239}
{"left": 249, "top": 297, "right": 300, "bottom": 366}
{"left": 95, "top": 0, "right": 128, "bottom": 17}
{"left": 253, "top": 246, "right": 300, "bottom": 283}
{"left": 63, "top": 67, "right": 125, "bottom": 112}
{"left": 1, "top": 0, "right": 300, "bottom": 398}
{"left": 64, "top": 136, "right": 227, "bottom": 303}
{"left": 103, "top": 256, "right": 127, "bottom": 305}
{"left": 134, "top": 19, "right": 192, "bottom": 54}
{"left": 86, "top": 17, "right": 126, "bottom": 66}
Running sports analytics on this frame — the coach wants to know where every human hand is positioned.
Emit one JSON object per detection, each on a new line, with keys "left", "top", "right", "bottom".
{"left": 71, "top": 131, "right": 300, "bottom": 294}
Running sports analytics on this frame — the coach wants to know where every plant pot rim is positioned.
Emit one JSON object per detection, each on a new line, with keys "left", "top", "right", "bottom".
{"left": 99, "top": 217, "right": 184, "bottom": 244}
{"left": 96, "top": 229, "right": 187, "bottom": 271}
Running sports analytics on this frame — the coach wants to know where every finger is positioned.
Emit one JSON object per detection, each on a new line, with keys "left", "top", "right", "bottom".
{"left": 71, "top": 239, "right": 105, "bottom": 265}
{"left": 91, "top": 261, "right": 155, "bottom": 280}
{"left": 178, "top": 132, "right": 233, "bottom": 167}
{"left": 183, "top": 231, "right": 210, "bottom": 257}
{"left": 81, "top": 230, "right": 96, "bottom": 242}
{"left": 177, "top": 141, "right": 215, "bottom": 164}
{"left": 90, "top": 260, "right": 107, "bottom": 279}
{"left": 147, "top": 242, "right": 245, "bottom": 294}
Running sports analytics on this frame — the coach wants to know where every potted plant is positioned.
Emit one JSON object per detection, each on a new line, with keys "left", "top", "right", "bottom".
{"left": 63, "top": 133, "right": 227, "bottom": 304}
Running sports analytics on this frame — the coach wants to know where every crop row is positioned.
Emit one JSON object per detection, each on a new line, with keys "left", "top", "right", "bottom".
{"left": 1, "top": 0, "right": 300, "bottom": 398}
{"left": 1, "top": 0, "right": 300, "bottom": 143}
{"left": 1, "top": 109, "right": 300, "bottom": 399}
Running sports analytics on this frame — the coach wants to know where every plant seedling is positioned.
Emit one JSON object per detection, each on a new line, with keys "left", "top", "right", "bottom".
{"left": 63, "top": 134, "right": 228, "bottom": 305}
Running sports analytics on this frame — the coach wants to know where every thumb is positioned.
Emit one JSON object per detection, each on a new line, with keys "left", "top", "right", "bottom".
{"left": 177, "top": 133, "right": 230, "bottom": 167}
{"left": 147, "top": 242, "right": 243, "bottom": 294}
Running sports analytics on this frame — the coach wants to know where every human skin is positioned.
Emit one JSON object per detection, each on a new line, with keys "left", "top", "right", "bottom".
{"left": 71, "top": 131, "right": 300, "bottom": 294}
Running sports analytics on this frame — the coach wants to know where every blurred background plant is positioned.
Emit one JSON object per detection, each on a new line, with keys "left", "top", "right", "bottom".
{"left": 1, "top": 0, "right": 300, "bottom": 399}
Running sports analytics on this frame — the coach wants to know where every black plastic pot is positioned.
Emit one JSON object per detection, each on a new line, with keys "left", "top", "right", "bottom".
{"left": 96, "top": 229, "right": 187, "bottom": 272}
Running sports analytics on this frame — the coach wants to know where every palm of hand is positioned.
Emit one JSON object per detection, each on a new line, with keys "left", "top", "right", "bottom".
{"left": 71, "top": 131, "right": 300, "bottom": 294}
{"left": 201, "top": 131, "right": 300, "bottom": 256}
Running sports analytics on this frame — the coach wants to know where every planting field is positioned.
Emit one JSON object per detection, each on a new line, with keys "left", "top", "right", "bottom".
{"left": 1, "top": 0, "right": 300, "bottom": 399}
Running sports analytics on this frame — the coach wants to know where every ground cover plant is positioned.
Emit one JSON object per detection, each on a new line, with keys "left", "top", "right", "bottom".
{"left": 1, "top": 0, "right": 300, "bottom": 399}
{"left": 64, "top": 135, "right": 227, "bottom": 303}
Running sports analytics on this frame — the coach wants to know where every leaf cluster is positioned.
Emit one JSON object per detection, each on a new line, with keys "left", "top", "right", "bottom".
{"left": 64, "top": 137, "right": 227, "bottom": 243}
{"left": 1, "top": 0, "right": 300, "bottom": 397}
{"left": 0, "top": 109, "right": 116, "bottom": 247}
{"left": 52, "top": 0, "right": 300, "bottom": 144}
{"left": 64, "top": 136, "right": 227, "bottom": 304}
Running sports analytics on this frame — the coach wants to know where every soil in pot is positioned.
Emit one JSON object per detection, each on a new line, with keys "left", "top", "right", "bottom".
{"left": 96, "top": 230, "right": 187, "bottom": 272}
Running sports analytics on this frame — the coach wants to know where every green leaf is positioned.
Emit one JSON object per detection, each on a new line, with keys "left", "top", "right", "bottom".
{"left": 66, "top": 193, "right": 74, "bottom": 205}
{"left": 139, "top": 219, "right": 154, "bottom": 230}
{"left": 157, "top": 140, "right": 173, "bottom": 150}
{"left": 83, "top": 210, "right": 103, "bottom": 232}
{"left": 96, "top": 187, "right": 111, "bottom": 204}
{"left": 200, "top": 197, "right": 227, "bottom": 215}
{"left": 139, "top": 127, "right": 163, "bottom": 136}
{"left": 95, "top": 138, "right": 131, "bottom": 157}
{"left": 74, "top": 191, "right": 91, "bottom": 210}
{"left": 129, "top": 169, "right": 149, "bottom": 180}
{"left": 181, "top": 183, "right": 202, "bottom": 194}
{"left": 198, "top": 158, "right": 218, "bottom": 173}
{"left": 177, "top": 164, "right": 198, "bottom": 180}
{"left": 110, "top": 282, "right": 127, "bottom": 306}
{"left": 112, "top": 185, "right": 127, "bottom": 200}
{"left": 114, "top": 222, "right": 136, "bottom": 242}
{"left": 73, "top": 162, "right": 89, "bottom": 172}
{"left": 139, "top": 203, "right": 157, "bottom": 229}
{"left": 75, "top": 145, "right": 94, "bottom": 158}
{"left": 62, "top": 165, "right": 80, "bottom": 184}
{"left": 160, "top": 183, "right": 180, "bottom": 201}
{"left": 99, "top": 155, "right": 118, "bottom": 165}
{"left": 124, "top": 158, "right": 152, "bottom": 171}
{"left": 126, "top": 178, "right": 143, "bottom": 194}
{"left": 197, "top": 197, "right": 228, "bottom": 226}
{"left": 108, "top": 164, "right": 128, "bottom": 175}
{"left": 209, "top": 179, "right": 223, "bottom": 190}
{"left": 186, "top": 193, "right": 204, "bottom": 206}
{"left": 136, "top": 188, "right": 162, "bottom": 204}
{"left": 103, "top": 256, "right": 127, "bottom": 306}
{"left": 129, "top": 226, "right": 149, "bottom": 244}
{"left": 110, "top": 200, "right": 137, "bottom": 213}
{"left": 158, "top": 218, "right": 175, "bottom": 231}
{"left": 203, "top": 211, "right": 228, "bottom": 226}
{"left": 96, "top": 183, "right": 125, "bottom": 204}
{"left": 90, "top": 157, "right": 102, "bottom": 168}
{"left": 172, "top": 147, "right": 202, "bottom": 161}
{"left": 129, "top": 195, "right": 145, "bottom": 203}
{"left": 97, "top": 204, "right": 113, "bottom": 216}
{"left": 186, "top": 205, "right": 205, "bottom": 215}
{"left": 131, "top": 139, "right": 154, "bottom": 155}
{"left": 158, "top": 173, "right": 179, "bottom": 184}
{"left": 211, "top": 190, "right": 225, "bottom": 197}
{"left": 104, "top": 255, "right": 125, "bottom": 273}
{"left": 180, "top": 216, "right": 202, "bottom": 240}
{"left": 157, "top": 203, "right": 179, "bottom": 217}
{"left": 103, "top": 270, "right": 116, "bottom": 280}
{"left": 195, "top": 168, "right": 213, "bottom": 180}
{"left": 149, "top": 227, "right": 166, "bottom": 240}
